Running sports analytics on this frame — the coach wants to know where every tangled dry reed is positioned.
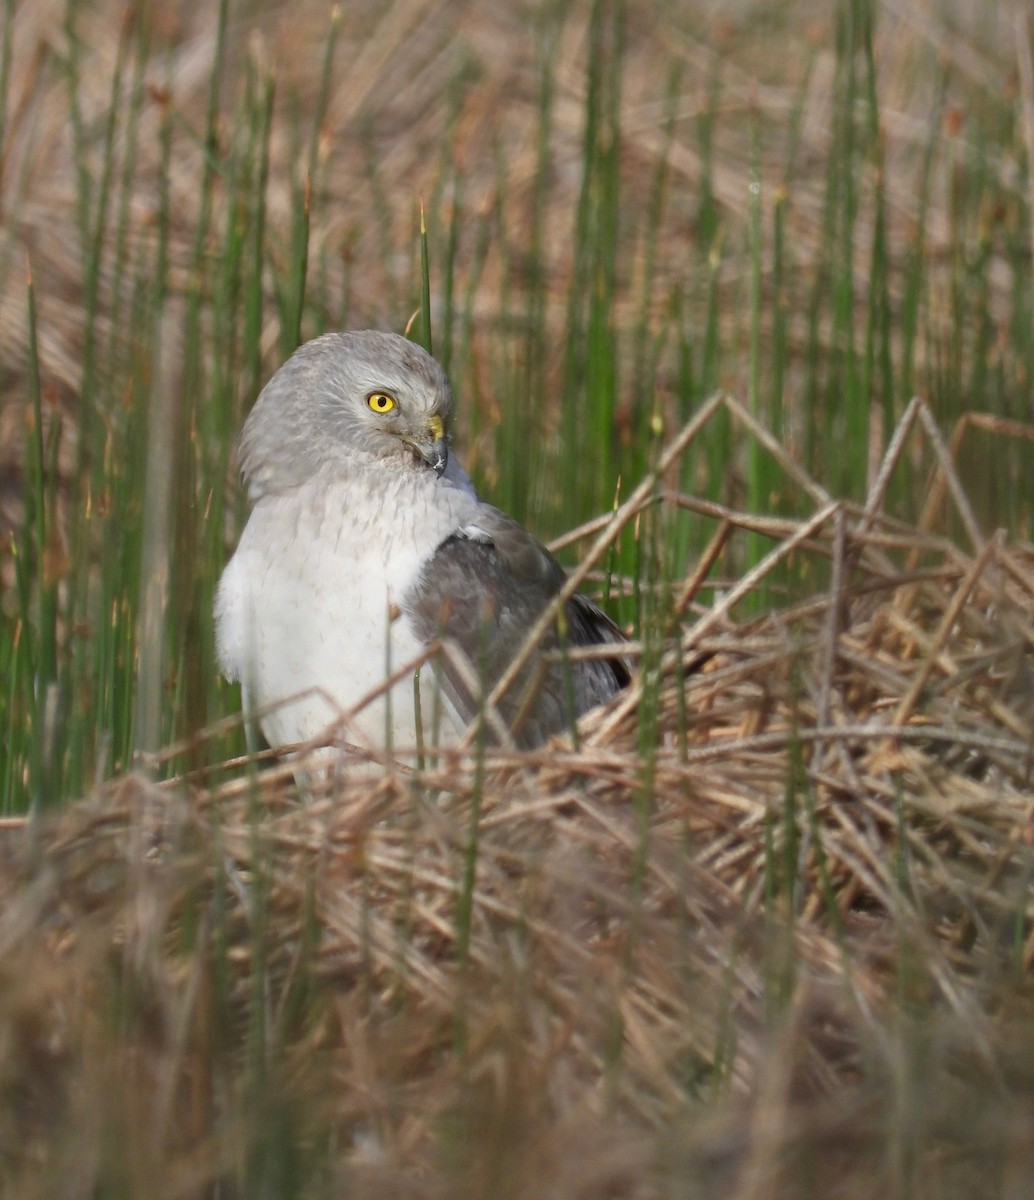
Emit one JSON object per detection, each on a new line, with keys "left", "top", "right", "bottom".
{"left": 2, "top": 402, "right": 1033, "bottom": 1198}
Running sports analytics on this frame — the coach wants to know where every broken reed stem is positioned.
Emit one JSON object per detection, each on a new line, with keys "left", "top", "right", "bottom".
{"left": 892, "top": 531, "right": 1001, "bottom": 728}
{"left": 812, "top": 504, "right": 848, "bottom": 777}
{"left": 587, "top": 500, "right": 841, "bottom": 745}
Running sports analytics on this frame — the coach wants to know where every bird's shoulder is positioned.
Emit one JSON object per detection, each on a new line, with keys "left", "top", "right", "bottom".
{"left": 405, "top": 502, "right": 565, "bottom": 629}
{"left": 455, "top": 503, "right": 569, "bottom": 589}
{"left": 402, "top": 501, "right": 629, "bottom": 744}
{"left": 405, "top": 500, "right": 629, "bottom": 660}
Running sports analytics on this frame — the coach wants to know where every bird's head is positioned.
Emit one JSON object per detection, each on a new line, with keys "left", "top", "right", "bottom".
{"left": 239, "top": 331, "right": 453, "bottom": 499}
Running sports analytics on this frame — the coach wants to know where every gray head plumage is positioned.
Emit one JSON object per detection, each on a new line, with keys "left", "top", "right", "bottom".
{"left": 238, "top": 331, "right": 454, "bottom": 500}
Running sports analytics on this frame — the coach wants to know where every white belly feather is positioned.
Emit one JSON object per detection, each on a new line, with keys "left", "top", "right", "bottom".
{"left": 215, "top": 468, "right": 476, "bottom": 757}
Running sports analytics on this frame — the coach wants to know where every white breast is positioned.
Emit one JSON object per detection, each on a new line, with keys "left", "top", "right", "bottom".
{"left": 215, "top": 467, "right": 477, "bottom": 759}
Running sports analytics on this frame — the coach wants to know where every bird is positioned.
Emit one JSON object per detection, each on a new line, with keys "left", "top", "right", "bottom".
{"left": 214, "top": 330, "right": 629, "bottom": 762}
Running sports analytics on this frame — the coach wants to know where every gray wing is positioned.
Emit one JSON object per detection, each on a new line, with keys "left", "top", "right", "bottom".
{"left": 403, "top": 503, "right": 630, "bottom": 747}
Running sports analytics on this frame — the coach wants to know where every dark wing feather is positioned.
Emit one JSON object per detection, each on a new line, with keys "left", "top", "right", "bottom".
{"left": 403, "top": 503, "right": 629, "bottom": 747}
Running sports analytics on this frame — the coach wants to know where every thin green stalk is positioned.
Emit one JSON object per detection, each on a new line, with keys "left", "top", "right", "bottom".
{"left": 419, "top": 200, "right": 432, "bottom": 354}
{"left": 244, "top": 65, "right": 276, "bottom": 405}
{"left": 440, "top": 167, "right": 462, "bottom": 374}
{"left": 632, "top": 61, "right": 681, "bottom": 404}
{"left": 24, "top": 262, "right": 55, "bottom": 804}
{"left": 453, "top": 697, "right": 487, "bottom": 1062}
{"left": 132, "top": 318, "right": 179, "bottom": 761}
{"left": 282, "top": 171, "right": 311, "bottom": 357}
{"left": 745, "top": 126, "right": 764, "bottom": 598}
{"left": 861, "top": 10, "right": 894, "bottom": 455}
{"left": 0, "top": 0, "right": 11, "bottom": 194}
{"left": 306, "top": 4, "right": 342, "bottom": 189}
{"left": 361, "top": 117, "right": 402, "bottom": 319}
{"left": 81, "top": 11, "right": 134, "bottom": 413}
{"left": 2, "top": 618, "right": 25, "bottom": 810}
{"left": 769, "top": 188, "right": 787, "bottom": 443}
{"left": 900, "top": 71, "right": 945, "bottom": 406}
{"left": 562, "top": 0, "right": 624, "bottom": 525}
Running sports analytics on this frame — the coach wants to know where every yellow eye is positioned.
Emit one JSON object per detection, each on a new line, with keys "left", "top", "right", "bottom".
{"left": 367, "top": 391, "right": 397, "bottom": 413}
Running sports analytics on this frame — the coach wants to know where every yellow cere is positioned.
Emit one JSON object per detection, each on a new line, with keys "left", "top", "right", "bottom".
{"left": 367, "top": 391, "right": 397, "bottom": 413}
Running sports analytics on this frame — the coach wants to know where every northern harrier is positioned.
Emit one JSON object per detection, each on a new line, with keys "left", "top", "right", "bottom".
{"left": 215, "top": 331, "right": 628, "bottom": 758}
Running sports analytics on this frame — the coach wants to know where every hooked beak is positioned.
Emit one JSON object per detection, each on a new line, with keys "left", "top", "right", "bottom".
{"left": 405, "top": 415, "right": 448, "bottom": 477}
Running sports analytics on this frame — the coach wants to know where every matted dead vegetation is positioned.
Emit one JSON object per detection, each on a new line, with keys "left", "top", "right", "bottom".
{"left": 2, "top": 402, "right": 1034, "bottom": 1198}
